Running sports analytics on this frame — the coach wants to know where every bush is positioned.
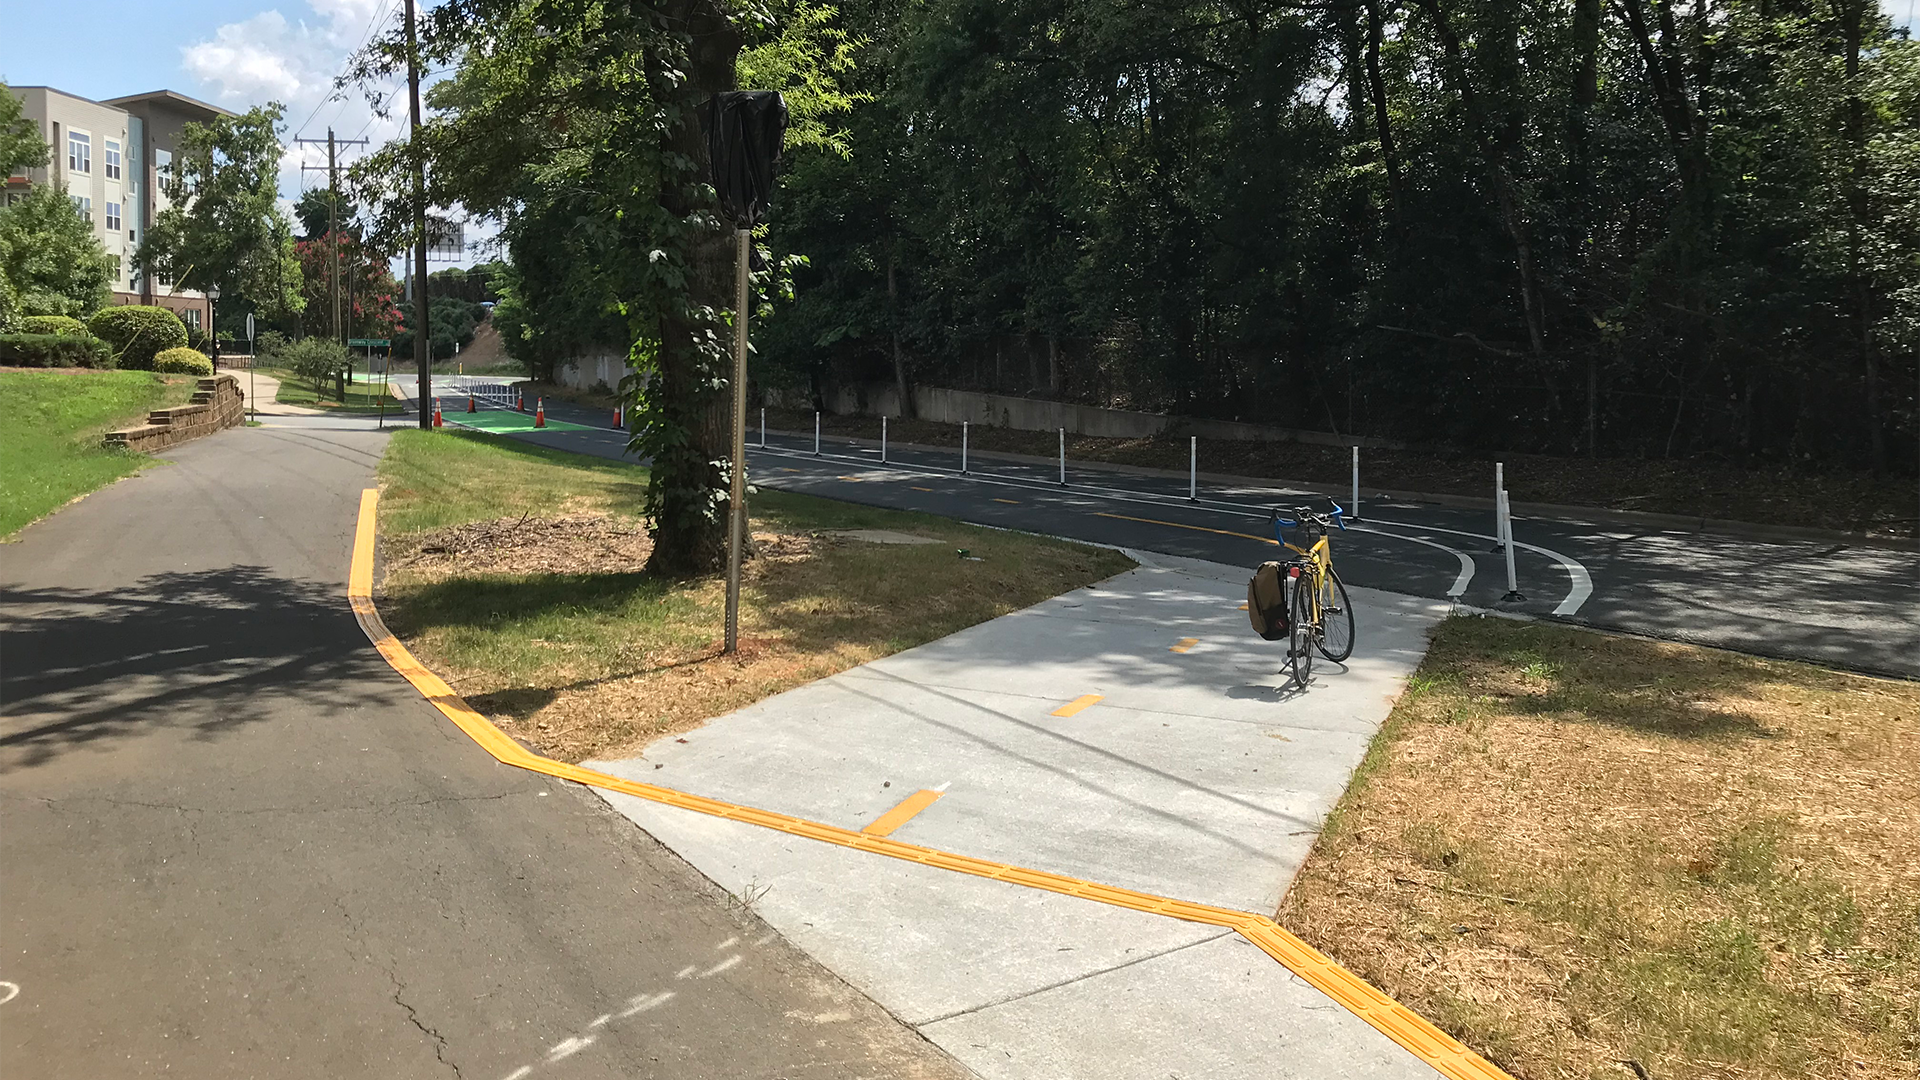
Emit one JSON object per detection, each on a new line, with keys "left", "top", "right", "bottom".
{"left": 88, "top": 305, "right": 188, "bottom": 371}
{"left": 0, "top": 333, "right": 114, "bottom": 368}
{"left": 281, "top": 336, "right": 352, "bottom": 392}
{"left": 153, "top": 347, "right": 214, "bottom": 376}
{"left": 254, "top": 329, "right": 290, "bottom": 364}
{"left": 22, "top": 315, "right": 89, "bottom": 337}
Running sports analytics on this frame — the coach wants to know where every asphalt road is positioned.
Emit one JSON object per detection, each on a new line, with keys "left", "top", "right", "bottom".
{"left": 0, "top": 423, "right": 973, "bottom": 1080}
{"left": 427, "top": 389, "right": 1919, "bottom": 680}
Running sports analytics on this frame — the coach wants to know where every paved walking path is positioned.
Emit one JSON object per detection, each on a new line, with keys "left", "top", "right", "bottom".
{"left": 589, "top": 549, "right": 1454, "bottom": 1079}
{"left": 0, "top": 424, "right": 973, "bottom": 1080}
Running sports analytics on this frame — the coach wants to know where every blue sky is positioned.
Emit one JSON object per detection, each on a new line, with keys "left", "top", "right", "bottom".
{"left": 1, "top": 0, "right": 490, "bottom": 266}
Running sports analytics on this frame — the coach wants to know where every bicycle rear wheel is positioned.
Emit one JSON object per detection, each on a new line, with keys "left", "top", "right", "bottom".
{"left": 1288, "top": 571, "right": 1315, "bottom": 690}
{"left": 1316, "top": 567, "right": 1355, "bottom": 662}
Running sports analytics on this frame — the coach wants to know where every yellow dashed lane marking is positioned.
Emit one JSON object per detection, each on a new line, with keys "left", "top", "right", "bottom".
{"left": 1238, "top": 603, "right": 1249, "bottom": 610}
{"left": 861, "top": 790, "right": 944, "bottom": 837}
{"left": 1094, "top": 511, "right": 1276, "bottom": 546}
{"left": 349, "top": 489, "right": 1510, "bottom": 1080}
{"left": 1052, "top": 694, "right": 1104, "bottom": 718}
{"left": 910, "top": 486, "right": 933, "bottom": 492}
{"left": 992, "top": 497, "right": 1020, "bottom": 505}
{"left": 1170, "top": 638, "right": 1199, "bottom": 653}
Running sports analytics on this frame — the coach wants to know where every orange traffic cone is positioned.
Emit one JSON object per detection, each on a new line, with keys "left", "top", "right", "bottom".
{"left": 517, "top": 391, "right": 525, "bottom": 412}
{"left": 433, "top": 399, "right": 443, "bottom": 428}
{"left": 612, "top": 405, "right": 623, "bottom": 429}
{"left": 467, "top": 394, "right": 476, "bottom": 413}
{"left": 534, "top": 398, "right": 547, "bottom": 428}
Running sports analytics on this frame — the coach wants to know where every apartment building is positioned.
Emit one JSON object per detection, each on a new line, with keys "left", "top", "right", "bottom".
{"left": 5, "top": 85, "right": 233, "bottom": 333}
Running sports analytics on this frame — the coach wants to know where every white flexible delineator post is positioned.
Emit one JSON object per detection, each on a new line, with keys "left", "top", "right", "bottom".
{"left": 760, "top": 408, "right": 766, "bottom": 449}
{"left": 1500, "top": 489, "right": 1525, "bottom": 602}
{"left": 1492, "top": 462, "right": 1506, "bottom": 552}
{"left": 1189, "top": 436, "right": 1197, "bottom": 502}
{"left": 882, "top": 415, "right": 888, "bottom": 463}
{"left": 1351, "top": 446, "right": 1360, "bottom": 522}
{"left": 813, "top": 410, "right": 820, "bottom": 456}
{"left": 1058, "top": 428, "right": 1066, "bottom": 485}
{"left": 962, "top": 421, "right": 969, "bottom": 474}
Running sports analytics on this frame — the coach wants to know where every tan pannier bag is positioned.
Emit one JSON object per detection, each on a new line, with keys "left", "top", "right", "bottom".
{"left": 1247, "top": 560, "right": 1290, "bottom": 641}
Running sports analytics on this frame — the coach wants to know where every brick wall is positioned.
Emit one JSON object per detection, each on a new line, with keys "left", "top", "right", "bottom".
{"left": 103, "top": 374, "right": 245, "bottom": 452}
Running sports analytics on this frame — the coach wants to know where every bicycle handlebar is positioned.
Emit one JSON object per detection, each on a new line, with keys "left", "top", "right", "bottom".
{"left": 1270, "top": 503, "right": 1347, "bottom": 532}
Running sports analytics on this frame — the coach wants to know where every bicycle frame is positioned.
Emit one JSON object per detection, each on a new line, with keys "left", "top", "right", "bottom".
{"left": 1275, "top": 525, "right": 1333, "bottom": 627}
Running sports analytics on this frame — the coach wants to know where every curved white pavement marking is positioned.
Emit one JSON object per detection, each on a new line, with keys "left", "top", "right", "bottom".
{"left": 1352, "top": 525, "right": 1475, "bottom": 598}
{"left": 754, "top": 445, "right": 1497, "bottom": 605}
{"left": 1363, "top": 517, "right": 1593, "bottom": 616}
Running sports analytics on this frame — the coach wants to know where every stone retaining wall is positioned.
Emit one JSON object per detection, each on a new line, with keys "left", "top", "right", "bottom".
{"left": 104, "top": 374, "right": 246, "bottom": 452}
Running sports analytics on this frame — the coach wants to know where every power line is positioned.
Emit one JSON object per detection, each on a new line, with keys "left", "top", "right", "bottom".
{"left": 293, "top": 0, "right": 400, "bottom": 141}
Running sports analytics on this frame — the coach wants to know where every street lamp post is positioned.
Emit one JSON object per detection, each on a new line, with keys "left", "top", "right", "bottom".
{"left": 206, "top": 283, "right": 221, "bottom": 373}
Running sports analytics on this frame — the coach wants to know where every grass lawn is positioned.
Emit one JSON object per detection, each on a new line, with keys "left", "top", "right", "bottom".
{"left": 0, "top": 368, "right": 201, "bottom": 538}
{"left": 262, "top": 367, "right": 401, "bottom": 411}
{"left": 1279, "top": 616, "right": 1919, "bottom": 1080}
{"left": 374, "top": 430, "right": 1133, "bottom": 761}
{"left": 765, "top": 409, "right": 1918, "bottom": 540}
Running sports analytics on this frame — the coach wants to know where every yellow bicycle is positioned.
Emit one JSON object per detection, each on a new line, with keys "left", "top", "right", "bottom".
{"left": 1270, "top": 504, "right": 1355, "bottom": 689}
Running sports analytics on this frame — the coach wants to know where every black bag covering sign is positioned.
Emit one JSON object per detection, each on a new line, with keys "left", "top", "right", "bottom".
{"left": 704, "top": 91, "right": 788, "bottom": 228}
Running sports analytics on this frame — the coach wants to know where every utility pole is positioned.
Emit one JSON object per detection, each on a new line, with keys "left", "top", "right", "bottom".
{"left": 293, "top": 132, "right": 367, "bottom": 356}
{"left": 406, "top": 0, "right": 432, "bottom": 429}
{"left": 329, "top": 128, "right": 340, "bottom": 346}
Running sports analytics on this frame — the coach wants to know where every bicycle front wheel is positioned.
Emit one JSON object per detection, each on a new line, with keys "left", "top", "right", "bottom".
{"left": 1316, "top": 567, "right": 1355, "bottom": 662}
{"left": 1288, "top": 571, "right": 1315, "bottom": 690}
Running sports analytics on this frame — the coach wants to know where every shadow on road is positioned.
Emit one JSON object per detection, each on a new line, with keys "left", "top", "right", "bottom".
{"left": 1, "top": 567, "right": 394, "bottom": 770}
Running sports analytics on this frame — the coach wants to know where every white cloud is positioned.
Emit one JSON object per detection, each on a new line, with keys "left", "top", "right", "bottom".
{"left": 178, "top": 0, "right": 497, "bottom": 265}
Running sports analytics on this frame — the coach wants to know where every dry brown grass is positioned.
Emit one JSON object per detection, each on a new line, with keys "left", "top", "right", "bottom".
{"left": 1278, "top": 616, "right": 1920, "bottom": 1080}
{"left": 374, "top": 432, "right": 1132, "bottom": 763}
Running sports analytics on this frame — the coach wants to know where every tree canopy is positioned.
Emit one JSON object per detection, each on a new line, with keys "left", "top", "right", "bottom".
{"left": 136, "top": 104, "right": 305, "bottom": 323}
{"left": 758, "top": 0, "right": 1918, "bottom": 474}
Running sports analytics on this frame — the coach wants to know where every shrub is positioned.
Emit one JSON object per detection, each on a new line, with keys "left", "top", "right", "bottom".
{"left": 0, "top": 333, "right": 114, "bottom": 368}
{"left": 281, "top": 336, "right": 352, "bottom": 393}
{"left": 153, "top": 346, "right": 214, "bottom": 376}
{"left": 22, "top": 315, "right": 89, "bottom": 337}
{"left": 254, "top": 329, "right": 289, "bottom": 363}
{"left": 88, "top": 305, "right": 188, "bottom": 370}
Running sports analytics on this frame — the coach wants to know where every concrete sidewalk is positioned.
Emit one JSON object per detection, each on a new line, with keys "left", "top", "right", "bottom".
{"left": 590, "top": 550, "right": 1451, "bottom": 1079}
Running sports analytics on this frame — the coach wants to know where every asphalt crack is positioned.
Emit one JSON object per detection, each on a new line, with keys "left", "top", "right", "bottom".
{"left": 390, "top": 970, "right": 462, "bottom": 1078}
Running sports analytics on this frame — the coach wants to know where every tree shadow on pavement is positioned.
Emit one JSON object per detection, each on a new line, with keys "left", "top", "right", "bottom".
{"left": 1, "top": 567, "right": 399, "bottom": 770}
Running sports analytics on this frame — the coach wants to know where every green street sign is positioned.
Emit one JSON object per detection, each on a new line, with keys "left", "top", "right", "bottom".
{"left": 348, "top": 338, "right": 391, "bottom": 347}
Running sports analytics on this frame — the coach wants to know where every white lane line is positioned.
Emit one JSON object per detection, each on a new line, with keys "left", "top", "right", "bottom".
{"left": 751, "top": 446, "right": 1508, "bottom": 603}
{"left": 1352, "top": 525, "right": 1474, "bottom": 598}
{"left": 1365, "top": 516, "right": 1593, "bottom": 615}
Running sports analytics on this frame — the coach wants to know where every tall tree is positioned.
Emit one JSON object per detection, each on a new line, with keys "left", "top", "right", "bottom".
{"left": 136, "top": 104, "right": 305, "bottom": 323}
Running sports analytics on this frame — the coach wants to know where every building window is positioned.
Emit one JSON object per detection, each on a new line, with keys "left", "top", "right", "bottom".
{"left": 106, "top": 202, "right": 122, "bottom": 231}
{"left": 184, "top": 308, "right": 201, "bottom": 331}
{"left": 71, "top": 195, "right": 92, "bottom": 217}
{"left": 68, "top": 131, "right": 91, "bottom": 174}
{"left": 105, "top": 140, "right": 122, "bottom": 181}
{"left": 154, "top": 148, "right": 172, "bottom": 186}
{"left": 106, "top": 254, "right": 122, "bottom": 279}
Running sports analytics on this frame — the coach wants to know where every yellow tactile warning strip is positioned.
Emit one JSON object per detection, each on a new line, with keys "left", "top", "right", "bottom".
{"left": 349, "top": 489, "right": 1511, "bottom": 1080}
{"left": 1170, "top": 638, "right": 1199, "bottom": 653}
{"left": 1051, "top": 693, "right": 1104, "bottom": 718}
{"left": 862, "top": 789, "right": 945, "bottom": 837}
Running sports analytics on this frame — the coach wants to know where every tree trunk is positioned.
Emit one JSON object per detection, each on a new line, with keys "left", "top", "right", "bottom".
{"left": 1838, "top": 0, "right": 1884, "bottom": 472}
{"left": 1567, "top": 0, "right": 1600, "bottom": 259}
{"left": 1412, "top": 0, "right": 1550, "bottom": 364}
{"left": 1363, "top": 0, "right": 1405, "bottom": 225}
{"left": 644, "top": 0, "right": 742, "bottom": 577}
{"left": 888, "top": 250, "right": 915, "bottom": 418}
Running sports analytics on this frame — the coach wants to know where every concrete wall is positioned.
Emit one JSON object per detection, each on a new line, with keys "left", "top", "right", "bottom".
{"left": 774, "top": 383, "right": 1400, "bottom": 450}
{"left": 103, "top": 374, "right": 245, "bottom": 452}
{"left": 553, "top": 351, "right": 637, "bottom": 393}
